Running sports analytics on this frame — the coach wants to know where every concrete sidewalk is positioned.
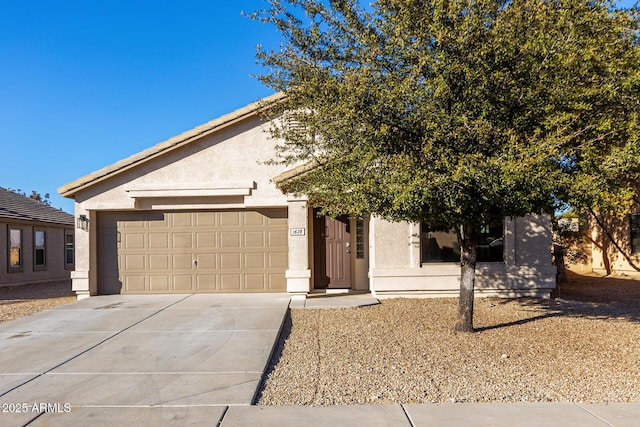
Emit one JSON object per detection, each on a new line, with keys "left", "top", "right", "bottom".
{"left": 16, "top": 402, "right": 640, "bottom": 426}
{"left": 290, "top": 291, "right": 380, "bottom": 309}
{"left": 221, "top": 402, "right": 640, "bottom": 426}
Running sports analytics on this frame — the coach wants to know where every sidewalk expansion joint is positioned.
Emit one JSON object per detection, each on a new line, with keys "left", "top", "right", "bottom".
{"left": 575, "top": 403, "right": 615, "bottom": 427}
{"left": 400, "top": 404, "right": 416, "bottom": 427}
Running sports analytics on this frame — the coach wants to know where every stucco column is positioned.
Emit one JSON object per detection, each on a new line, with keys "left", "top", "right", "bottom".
{"left": 504, "top": 217, "right": 516, "bottom": 267}
{"left": 409, "top": 222, "right": 421, "bottom": 268}
{"left": 71, "top": 203, "right": 91, "bottom": 299}
{"left": 285, "top": 198, "right": 311, "bottom": 298}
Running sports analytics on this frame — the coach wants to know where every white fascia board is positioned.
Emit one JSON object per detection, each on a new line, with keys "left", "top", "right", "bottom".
{"left": 125, "top": 182, "right": 256, "bottom": 198}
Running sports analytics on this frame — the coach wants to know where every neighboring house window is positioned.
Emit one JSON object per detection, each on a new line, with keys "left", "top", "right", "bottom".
{"left": 631, "top": 214, "right": 640, "bottom": 255}
{"left": 65, "top": 230, "right": 75, "bottom": 268}
{"left": 34, "top": 230, "right": 46, "bottom": 270}
{"left": 421, "top": 221, "right": 504, "bottom": 263}
{"left": 8, "top": 228, "right": 23, "bottom": 271}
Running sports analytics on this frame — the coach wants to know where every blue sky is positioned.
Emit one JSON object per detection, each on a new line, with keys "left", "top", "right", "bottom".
{"left": 0, "top": 1, "right": 280, "bottom": 213}
{"left": 0, "top": 0, "right": 637, "bottom": 214}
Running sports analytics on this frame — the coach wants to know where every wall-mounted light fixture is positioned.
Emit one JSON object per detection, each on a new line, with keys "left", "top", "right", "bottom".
{"left": 77, "top": 214, "right": 89, "bottom": 231}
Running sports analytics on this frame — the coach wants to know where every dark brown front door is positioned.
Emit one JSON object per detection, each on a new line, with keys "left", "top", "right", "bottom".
{"left": 314, "top": 214, "right": 351, "bottom": 289}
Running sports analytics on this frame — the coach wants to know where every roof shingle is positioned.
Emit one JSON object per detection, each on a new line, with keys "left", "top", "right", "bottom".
{"left": 0, "top": 188, "right": 74, "bottom": 226}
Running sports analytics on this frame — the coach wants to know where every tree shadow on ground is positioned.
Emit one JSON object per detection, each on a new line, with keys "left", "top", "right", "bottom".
{"left": 474, "top": 312, "right": 562, "bottom": 332}
{"left": 481, "top": 273, "right": 640, "bottom": 331}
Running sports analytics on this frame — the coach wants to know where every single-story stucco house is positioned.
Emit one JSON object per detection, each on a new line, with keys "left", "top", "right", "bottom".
{"left": 1, "top": 187, "right": 74, "bottom": 287}
{"left": 58, "top": 94, "right": 556, "bottom": 300}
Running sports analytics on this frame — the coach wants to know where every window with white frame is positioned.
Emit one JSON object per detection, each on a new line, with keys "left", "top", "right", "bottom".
{"left": 65, "top": 230, "right": 74, "bottom": 268}
{"left": 355, "top": 219, "right": 365, "bottom": 259}
{"left": 34, "top": 230, "right": 46, "bottom": 269}
{"left": 8, "top": 228, "right": 23, "bottom": 271}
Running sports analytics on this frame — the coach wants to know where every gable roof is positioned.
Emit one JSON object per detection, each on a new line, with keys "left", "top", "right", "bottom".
{"left": 0, "top": 188, "right": 74, "bottom": 226}
{"left": 272, "top": 161, "right": 319, "bottom": 193}
{"left": 58, "top": 92, "right": 285, "bottom": 198}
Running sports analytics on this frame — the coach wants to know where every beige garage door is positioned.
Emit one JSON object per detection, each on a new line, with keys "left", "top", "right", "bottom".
{"left": 98, "top": 209, "right": 288, "bottom": 294}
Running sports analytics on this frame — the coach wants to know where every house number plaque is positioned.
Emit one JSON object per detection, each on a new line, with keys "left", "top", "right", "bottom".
{"left": 290, "top": 228, "right": 306, "bottom": 236}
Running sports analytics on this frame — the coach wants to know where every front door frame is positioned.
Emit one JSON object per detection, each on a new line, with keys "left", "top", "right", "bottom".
{"left": 311, "top": 209, "right": 352, "bottom": 290}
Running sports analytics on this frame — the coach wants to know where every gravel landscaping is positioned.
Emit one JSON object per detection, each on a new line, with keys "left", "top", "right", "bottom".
{"left": 0, "top": 280, "right": 75, "bottom": 323}
{"left": 258, "top": 274, "right": 640, "bottom": 405}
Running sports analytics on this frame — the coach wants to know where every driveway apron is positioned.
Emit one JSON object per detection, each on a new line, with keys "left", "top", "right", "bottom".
{"left": 0, "top": 294, "right": 289, "bottom": 426}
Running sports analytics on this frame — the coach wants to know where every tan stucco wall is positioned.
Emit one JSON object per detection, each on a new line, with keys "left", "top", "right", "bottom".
{"left": 286, "top": 198, "right": 312, "bottom": 294}
{"left": 69, "top": 115, "right": 301, "bottom": 297}
{"left": 74, "top": 116, "right": 288, "bottom": 211}
{"left": 513, "top": 215, "right": 553, "bottom": 266}
{"left": 369, "top": 215, "right": 556, "bottom": 297}
{"left": 1, "top": 220, "right": 72, "bottom": 287}
{"left": 351, "top": 217, "right": 370, "bottom": 291}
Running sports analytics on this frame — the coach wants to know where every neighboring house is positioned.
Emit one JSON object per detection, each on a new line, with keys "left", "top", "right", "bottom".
{"left": 565, "top": 208, "right": 640, "bottom": 277}
{"left": 1, "top": 187, "right": 74, "bottom": 287}
{"left": 58, "top": 94, "right": 556, "bottom": 300}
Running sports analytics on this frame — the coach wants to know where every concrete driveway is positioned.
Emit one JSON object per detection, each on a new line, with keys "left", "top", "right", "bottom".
{"left": 0, "top": 293, "right": 289, "bottom": 426}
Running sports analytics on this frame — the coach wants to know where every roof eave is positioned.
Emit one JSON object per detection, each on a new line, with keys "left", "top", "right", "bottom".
{"left": 58, "top": 92, "right": 285, "bottom": 198}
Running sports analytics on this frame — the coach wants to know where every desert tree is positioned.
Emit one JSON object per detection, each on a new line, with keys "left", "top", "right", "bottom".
{"left": 251, "top": 0, "right": 640, "bottom": 331}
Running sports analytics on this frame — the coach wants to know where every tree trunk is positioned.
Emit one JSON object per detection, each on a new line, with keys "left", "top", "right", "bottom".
{"left": 456, "top": 225, "right": 477, "bottom": 333}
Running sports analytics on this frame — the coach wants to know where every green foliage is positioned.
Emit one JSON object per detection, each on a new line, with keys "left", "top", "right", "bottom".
{"left": 252, "top": 0, "right": 640, "bottom": 232}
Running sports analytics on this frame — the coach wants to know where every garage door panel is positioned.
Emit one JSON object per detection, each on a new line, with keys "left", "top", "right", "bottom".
{"left": 244, "top": 212, "right": 265, "bottom": 226}
{"left": 269, "top": 253, "right": 288, "bottom": 269}
{"left": 173, "top": 275, "right": 193, "bottom": 291}
{"left": 123, "top": 220, "right": 145, "bottom": 229}
{"left": 219, "top": 212, "right": 241, "bottom": 227}
{"left": 244, "top": 231, "right": 265, "bottom": 247}
{"left": 268, "top": 230, "right": 288, "bottom": 247}
{"left": 245, "top": 274, "right": 267, "bottom": 291}
{"left": 269, "top": 273, "right": 286, "bottom": 289}
{"left": 99, "top": 209, "right": 288, "bottom": 294}
{"left": 196, "top": 275, "right": 217, "bottom": 290}
{"left": 245, "top": 253, "right": 265, "bottom": 269}
{"left": 195, "top": 212, "right": 216, "bottom": 226}
{"left": 125, "top": 254, "right": 145, "bottom": 270}
{"left": 125, "top": 233, "right": 145, "bottom": 249}
{"left": 125, "top": 276, "right": 146, "bottom": 292}
{"left": 149, "top": 254, "right": 169, "bottom": 270}
{"left": 220, "top": 232, "right": 240, "bottom": 248}
{"left": 149, "top": 276, "right": 170, "bottom": 291}
{"left": 173, "top": 254, "right": 193, "bottom": 270}
{"left": 172, "top": 233, "right": 192, "bottom": 248}
{"left": 220, "top": 253, "right": 241, "bottom": 269}
{"left": 221, "top": 274, "right": 241, "bottom": 291}
{"left": 148, "top": 233, "right": 169, "bottom": 249}
{"left": 196, "top": 232, "right": 217, "bottom": 248}
{"left": 196, "top": 253, "right": 217, "bottom": 269}
{"left": 172, "top": 212, "right": 193, "bottom": 227}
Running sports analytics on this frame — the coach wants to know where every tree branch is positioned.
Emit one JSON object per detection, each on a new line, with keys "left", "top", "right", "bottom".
{"left": 588, "top": 207, "right": 640, "bottom": 272}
